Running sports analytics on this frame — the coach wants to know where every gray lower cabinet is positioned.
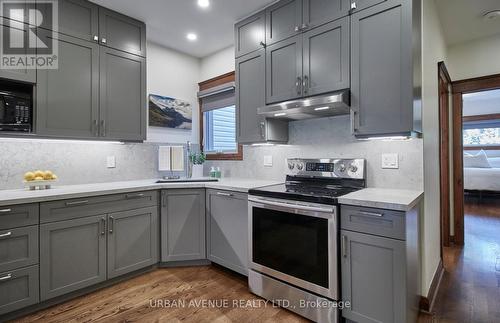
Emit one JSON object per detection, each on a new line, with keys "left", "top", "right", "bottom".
{"left": 0, "top": 265, "right": 39, "bottom": 315}
{"left": 0, "top": 22, "right": 36, "bottom": 83}
{"left": 161, "top": 189, "right": 206, "bottom": 262}
{"left": 350, "top": 0, "right": 416, "bottom": 137}
{"left": 36, "top": 31, "right": 99, "bottom": 139}
{"left": 107, "top": 207, "right": 158, "bottom": 279}
{"left": 206, "top": 190, "right": 248, "bottom": 275}
{"left": 0, "top": 225, "right": 39, "bottom": 273}
{"left": 234, "top": 11, "right": 266, "bottom": 58}
{"left": 40, "top": 214, "right": 107, "bottom": 301}
{"left": 340, "top": 229, "right": 405, "bottom": 323}
{"left": 99, "top": 47, "right": 146, "bottom": 141}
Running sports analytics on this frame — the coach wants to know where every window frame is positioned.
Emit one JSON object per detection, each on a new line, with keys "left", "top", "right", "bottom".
{"left": 198, "top": 71, "right": 243, "bottom": 161}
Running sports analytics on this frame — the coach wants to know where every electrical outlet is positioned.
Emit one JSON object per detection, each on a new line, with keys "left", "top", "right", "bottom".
{"left": 106, "top": 156, "right": 116, "bottom": 168}
{"left": 263, "top": 155, "right": 273, "bottom": 167}
{"left": 382, "top": 153, "right": 399, "bottom": 169}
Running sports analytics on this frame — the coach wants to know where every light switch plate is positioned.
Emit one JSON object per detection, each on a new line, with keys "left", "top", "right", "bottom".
{"left": 264, "top": 155, "right": 273, "bottom": 167}
{"left": 106, "top": 156, "right": 116, "bottom": 168}
{"left": 382, "top": 153, "right": 399, "bottom": 169}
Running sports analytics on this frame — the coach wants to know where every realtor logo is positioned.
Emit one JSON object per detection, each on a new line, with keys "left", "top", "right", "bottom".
{"left": 0, "top": 0, "right": 58, "bottom": 69}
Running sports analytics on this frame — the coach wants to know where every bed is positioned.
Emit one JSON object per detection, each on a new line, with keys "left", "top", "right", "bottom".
{"left": 463, "top": 155, "right": 500, "bottom": 192}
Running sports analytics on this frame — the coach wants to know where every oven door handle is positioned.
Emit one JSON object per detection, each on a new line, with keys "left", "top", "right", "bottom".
{"left": 248, "top": 196, "right": 334, "bottom": 213}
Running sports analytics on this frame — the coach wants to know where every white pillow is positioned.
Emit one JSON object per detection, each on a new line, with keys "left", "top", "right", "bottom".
{"left": 463, "top": 150, "right": 491, "bottom": 168}
{"left": 488, "top": 157, "right": 500, "bottom": 168}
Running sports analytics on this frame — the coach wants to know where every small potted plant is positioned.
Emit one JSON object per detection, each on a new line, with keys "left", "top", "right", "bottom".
{"left": 189, "top": 152, "right": 206, "bottom": 178}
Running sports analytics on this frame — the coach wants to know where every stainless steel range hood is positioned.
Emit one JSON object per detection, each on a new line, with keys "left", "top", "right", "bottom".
{"left": 257, "top": 89, "right": 350, "bottom": 121}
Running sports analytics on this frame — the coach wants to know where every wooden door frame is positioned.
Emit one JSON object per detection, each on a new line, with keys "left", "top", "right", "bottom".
{"left": 438, "top": 62, "right": 452, "bottom": 249}
{"left": 451, "top": 73, "right": 500, "bottom": 245}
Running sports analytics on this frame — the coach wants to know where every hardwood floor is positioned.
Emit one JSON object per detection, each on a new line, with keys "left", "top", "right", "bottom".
{"left": 12, "top": 265, "right": 309, "bottom": 323}
{"left": 419, "top": 198, "right": 500, "bottom": 323}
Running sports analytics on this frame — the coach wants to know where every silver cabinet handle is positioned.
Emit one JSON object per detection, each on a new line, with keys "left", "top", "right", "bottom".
{"left": 100, "top": 218, "right": 106, "bottom": 235}
{"left": 109, "top": 216, "right": 114, "bottom": 233}
{"left": 301, "top": 23, "right": 308, "bottom": 30}
{"left": 303, "top": 75, "right": 309, "bottom": 94}
{"left": 342, "top": 235, "right": 348, "bottom": 258}
{"left": 296, "top": 77, "right": 302, "bottom": 95}
{"left": 294, "top": 26, "right": 300, "bottom": 32}
{"left": 259, "top": 41, "right": 266, "bottom": 48}
{"left": 0, "top": 273, "right": 12, "bottom": 281}
{"left": 358, "top": 211, "right": 384, "bottom": 217}
{"left": 65, "top": 200, "right": 89, "bottom": 207}
{"left": 0, "top": 231, "right": 12, "bottom": 238}
{"left": 216, "top": 192, "right": 233, "bottom": 197}
{"left": 259, "top": 122, "right": 266, "bottom": 139}
{"left": 350, "top": 2, "right": 357, "bottom": 10}
{"left": 101, "top": 38, "right": 107, "bottom": 44}
{"left": 100, "top": 120, "right": 106, "bottom": 137}
{"left": 162, "top": 192, "right": 167, "bottom": 208}
{"left": 0, "top": 208, "right": 12, "bottom": 213}
{"left": 93, "top": 119, "right": 98, "bottom": 137}
{"left": 350, "top": 109, "right": 357, "bottom": 133}
{"left": 125, "top": 193, "right": 145, "bottom": 200}
{"left": 93, "top": 35, "right": 99, "bottom": 41}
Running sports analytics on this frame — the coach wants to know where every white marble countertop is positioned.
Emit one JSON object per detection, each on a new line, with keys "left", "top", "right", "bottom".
{"left": 0, "top": 178, "right": 281, "bottom": 207}
{"left": 337, "top": 188, "right": 424, "bottom": 212}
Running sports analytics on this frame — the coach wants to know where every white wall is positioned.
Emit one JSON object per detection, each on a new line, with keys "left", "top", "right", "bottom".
{"left": 146, "top": 41, "right": 201, "bottom": 144}
{"left": 447, "top": 34, "right": 500, "bottom": 81}
{"left": 421, "top": 0, "right": 447, "bottom": 296}
{"left": 199, "top": 46, "right": 235, "bottom": 82}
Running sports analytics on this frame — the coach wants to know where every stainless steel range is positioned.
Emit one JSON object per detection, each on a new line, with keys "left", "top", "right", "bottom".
{"left": 247, "top": 158, "right": 366, "bottom": 323}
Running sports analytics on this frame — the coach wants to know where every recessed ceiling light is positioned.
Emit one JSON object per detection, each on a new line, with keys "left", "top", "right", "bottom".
{"left": 197, "top": 0, "right": 210, "bottom": 8}
{"left": 186, "top": 33, "right": 198, "bottom": 41}
{"left": 483, "top": 10, "right": 500, "bottom": 21}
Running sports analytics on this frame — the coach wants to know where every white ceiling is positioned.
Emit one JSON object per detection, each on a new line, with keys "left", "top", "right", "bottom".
{"left": 435, "top": 0, "right": 500, "bottom": 46}
{"left": 90, "top": 0, "right": 275, "bottom": 58}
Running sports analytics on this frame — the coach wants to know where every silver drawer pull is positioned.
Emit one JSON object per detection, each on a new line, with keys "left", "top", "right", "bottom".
{"left": 126, "top": 193, "right": 145, "bottom": 199}
{"left": 216, "top": 192, "right": 233, "bottom": 197}
{"left": 0, "top": 208, "right": 12, "bottom": 213}
{"left": 0, "top": 273, "right": 12, "bottom": 281}
{"left": 0, "top": 231, "right": 12, "bottom": 238}
{"left": 358, "top": 211, "right": 383, "bottom": 217}
{"left": 341, "top": 235, "right": 348, "bottom": 258}
{"left": 65, "top": 200, "right": 89, "bottom": 207}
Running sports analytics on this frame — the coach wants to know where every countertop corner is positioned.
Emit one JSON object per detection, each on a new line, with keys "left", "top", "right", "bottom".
{"left": 338, "top": 188, "right": 424, "bottom": 212}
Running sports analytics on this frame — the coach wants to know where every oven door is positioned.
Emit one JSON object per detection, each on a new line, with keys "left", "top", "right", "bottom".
{"left": 248, "top": 195, "right": 338, "bottom": 300}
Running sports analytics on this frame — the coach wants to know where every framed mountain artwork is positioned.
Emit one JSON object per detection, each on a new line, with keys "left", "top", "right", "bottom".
{"left": 148, "top": 94, "right": 192, "bottom": 130}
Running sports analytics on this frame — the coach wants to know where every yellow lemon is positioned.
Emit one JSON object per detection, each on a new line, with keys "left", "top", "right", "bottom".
{"left": 24, "top": 172, "right": 35, "bottom": 181}
{"left": 34, "top": 176, "right": 44, "bottom": 181}
{"left": 34, "top": 170, "right": 44, "bottom": 178}
{"left": 43, "top": 171, "right": 53, "bottom": 180}
{"left": 51, "top": 174, "right": 58, "bottom": 180}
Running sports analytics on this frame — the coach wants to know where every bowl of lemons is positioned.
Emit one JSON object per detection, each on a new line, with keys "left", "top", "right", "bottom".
{"left": 24, "top": 170, "right": 58, "bottom": 190}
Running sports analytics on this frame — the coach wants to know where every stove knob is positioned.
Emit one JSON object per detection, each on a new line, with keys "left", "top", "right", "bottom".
{"left": 349, "top": 165, "right": 358, "bottom": 173}
{"left": 288, "top": 162, "right": 295, "bottom": 170}
{"left": 338, "top": 164, "right": 346, "bottom": 172}
{"left": 297, "top": 163, "right": 304, "bottom": 171}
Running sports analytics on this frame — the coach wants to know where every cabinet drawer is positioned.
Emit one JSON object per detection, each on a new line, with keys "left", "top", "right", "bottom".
{"left": 340, "top": 205, "right": 405, "bottom": 240}
{"left": 0, "top": 225, "right": 39, "bottom": 273}
{"left": 40, "top": 190, "right": 158, "bottom": 223}
{"left": 0, "top": 204, "right": 39, "bottom": 230}
{"left": 0, "top": 265, "right": 39, "bottom": 315}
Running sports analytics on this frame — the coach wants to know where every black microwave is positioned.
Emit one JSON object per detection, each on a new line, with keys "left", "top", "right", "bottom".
{"left": 0, "top": 89, "right": 33, "bottom": 133}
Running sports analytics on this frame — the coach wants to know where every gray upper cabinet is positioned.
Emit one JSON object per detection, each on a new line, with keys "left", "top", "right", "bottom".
{"left": 161, "top": 189, "right": 206, "bottom": 262}
{"left": 99, "top": 8, "right": 146, "bottom": 57}
{"left": 350, "top": 0, "right": 414, "bottom": 137}
{"left": 99, "top": 47, "right": 146, "bottom": 141}
{"left": 341, "top": 229, "right": 405, "bottom": 323}
{"left": 206, "top": 190, "right": 248, "bottom": 275}
{"left": 302, "top": 16, "right": 349, "bottom": 97}
{"left": 235, "top": 11, "right": 265, "bottom": 58}
{"left": 107, "top": 206, "right": 158, "bottom": 279}
{"left": 302, "top": 0, "right": 350, "bottom": 30}
{"left": 266, "top": 0, "right": 302, "bottom": 45}
{"left": 266, "top": 35, "right": 303, "bottom": 104}
{"left": 40, "top": 215, "right": 107, "bottom": 301}
{"left": 36, "top": 31, "right": 99, "bottom": 139}
{"left": 350, "top": 0, "right": 389, "bottom": 12}
{"left": 0, "top": 23, "right": 36, "bottom": 83}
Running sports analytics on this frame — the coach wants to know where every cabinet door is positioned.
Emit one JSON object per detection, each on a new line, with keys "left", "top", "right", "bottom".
{"left": 107, "top": 206, "right": 159, "bottom": 279}
{"left": 36, "top": 31, "right": 99, "bottom": 138}
{"left": 99, "top": 47, "right": 146, "bottom": 141}
{"left": 302, "top": 0, "right": 350, "bottom": 30}
{"left": 303, "top": 16, "right": 349, "bottom": 97}
{"left": 351, "top": 1, "right": 413, "bottom": 137}
{"left": 0, "top": 23, "right": 36, "bottom": 83}
{"left": 266, "top": 35, "right": 303, "bottom": 104}
{"left": 235, "top": 11, "right": 265, "bottom": 58}
{"left": 0, "top": 265, "right": 39, "bottom": 315}
{"left": 161, "top": 189, "right": 206, "bottom": 262}
{"left": 206, "top": 190, "right": 248, "bottom": 275}
{"left": 266, "top": 0, "right": 302, "bottom": 45}
{"left": 36, "top": 0, "right": 99, "bottom": 42}
{"left": 236, "top": 49, "right": 266, "bottom": 144}
{"left": 40, "top": 215, "right": 106, "bottom": 301}
{"left": 350, "top": 0, "right": 389, "bottom": 12}
{"left": 341, "top": 230, "right": 405, "bottom": 323}
{"left": 99, "top": 7, "right": 146, "bottom": 57}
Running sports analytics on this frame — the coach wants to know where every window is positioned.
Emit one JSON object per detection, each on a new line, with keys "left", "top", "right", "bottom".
{"left": 198, "top": 72, "right": 242, "bottom": 160}
{"left": 463, "top": 128, "right": 500, "bottom": 146}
